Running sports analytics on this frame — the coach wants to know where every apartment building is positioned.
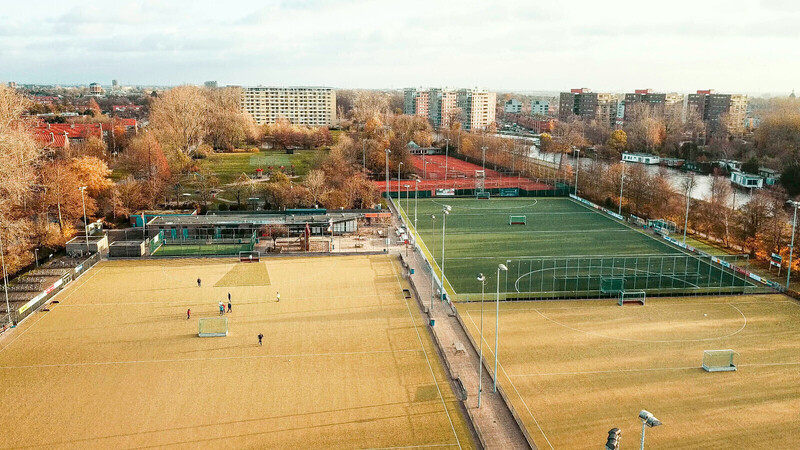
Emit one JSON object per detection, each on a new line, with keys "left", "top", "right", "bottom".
{"left": 531, "top": 100, "right": 549, "bottom": 117}
{"left": 621, "top": 89, "right": 684, "bottom": 124}
{"left": 687, "top": 89, "right": 747, "bottom": 137}
{"left": 404, "top": 87, "right": 496, "bottom": 130}
{"left": 559, "top": 88, "right": 617, "bottom": 127}
{"left": 239, "top": 86, "right": 336, "bottom": 126}
{"left": 504, "top": 99, "right": 522, "bottom": 113}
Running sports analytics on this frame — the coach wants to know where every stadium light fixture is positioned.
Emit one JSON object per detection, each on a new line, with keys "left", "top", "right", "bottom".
{"left": 786, "top": 200, "right": 800, "bottom": 289}
{"left": 639, "top": 410, "right": 662, "bottom": 450}
{"left": 494, "top": 263, "right": 508, "bottom": 392}
{"left": 78, "top": 186, "right": 89, "bottom": 251}
{"left": 476, "top": 272, "right": 486, "bottom": 408}
{"left": 440, "top": 206, "right": 451, "bottom": 302}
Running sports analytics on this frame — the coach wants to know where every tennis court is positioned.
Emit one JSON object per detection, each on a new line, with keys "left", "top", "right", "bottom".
{"left": 457, "top": 294, "right": 800, "bottom": 449}
{"left": 0, "top": 255, "right": 473, "bottom": 449}
{"left": 398, "top": 197, "right": 759, "bottom": 299}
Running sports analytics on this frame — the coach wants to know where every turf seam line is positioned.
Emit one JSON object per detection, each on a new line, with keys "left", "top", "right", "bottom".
{"left": 388, "top": 258, "right": 462, "bottom": 450}
{"left": 464, "top": 310, "right": 554, "bottom": 450}
{"left": 0, "top": 349, "right": 424, "bottom": 370}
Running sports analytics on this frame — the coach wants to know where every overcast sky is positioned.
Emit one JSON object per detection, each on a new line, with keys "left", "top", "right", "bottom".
{"left": 1, "top": 0, "right": 799, "bottom": 94}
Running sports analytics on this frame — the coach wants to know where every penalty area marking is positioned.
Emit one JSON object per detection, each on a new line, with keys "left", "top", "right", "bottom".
{"left": 513, "top": 266, "right": 702, "bottom": 292}
{"left": 430, "top": 199, "right": 538, "bottom": 210}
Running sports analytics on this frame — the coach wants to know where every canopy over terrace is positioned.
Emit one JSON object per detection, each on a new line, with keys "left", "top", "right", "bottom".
{"left": 146, "top": 212, "right": 361, "bottom": 237}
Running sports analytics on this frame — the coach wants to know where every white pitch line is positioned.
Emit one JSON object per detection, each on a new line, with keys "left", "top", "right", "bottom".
{"left": 0, "top": 349, "right": 423, "bottom": 370}
{"left": 511, "top": 366, "right": 701, "bottom": 377}
{"left": 389, "top": 259, "right": 462, "bottom": 450}
{"left": 361, "top": 444, "right": 459, "bottom": 450}
{"left": 464, "top": 310, "right": 555, "bottom": 450}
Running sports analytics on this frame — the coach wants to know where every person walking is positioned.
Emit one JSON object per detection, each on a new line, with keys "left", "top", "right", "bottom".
{"left": 186, "top": 308, "right": 191, "bottom": 320}
{"left": 227, "top": 300, "right": 232, "bottom": 313}
{"left": 228, "top": 292, "right": 231, "bottom": 302}
{"left": 219, "top": 301, "right": 224, "bottom": 315}
{"left": 258, "top": 333, "right": 263, "bottom": 346}
{"left": 276, "top": 291, "right": 280, "bottom": 303}
{"left": 197, "top": 278, "right": 201, "bottom": 287}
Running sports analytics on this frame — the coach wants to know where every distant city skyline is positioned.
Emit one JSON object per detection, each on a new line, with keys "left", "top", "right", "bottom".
{"left": 2, "top": 0, "right": 799, "bottom": 95}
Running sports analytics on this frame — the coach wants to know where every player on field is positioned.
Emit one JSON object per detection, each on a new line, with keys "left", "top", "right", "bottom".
{"left": 187, "top": 308, "right": 191, "bottom": 319}
{"left": 276, "top": 291, "right": 280, "bottom": 302}
{"left": 197, "top": 278, "right": 201, "bottom": 287}
{"left": 219, "top": 301, "right": 224, "bottom": 315}
{"left": 258, "top": 333, "right": 263, "bottom": 346}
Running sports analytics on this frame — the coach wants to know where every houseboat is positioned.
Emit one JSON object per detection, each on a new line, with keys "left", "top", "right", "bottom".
{"left": 730, "top": 171, "right": 764, "bottom": 189}
{"left": 622, "top": 152, "right": 660, "bottom": 165}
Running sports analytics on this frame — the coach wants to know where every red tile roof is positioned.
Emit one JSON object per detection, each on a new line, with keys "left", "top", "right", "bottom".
{"left": 34, "top": 131, "right": 69, "bottom": 149}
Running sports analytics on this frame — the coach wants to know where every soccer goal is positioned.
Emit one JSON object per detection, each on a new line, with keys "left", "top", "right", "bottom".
{"left": 239, "top": 251, "right": 260, "bottom": 263}
{"left": 600, "top": 277, "right": 625, "bottom": 294}
{"left": 509, "top": 215, "right": 527, "bottom": 225}
{"left": 198, "top": 317, "right": 228, "bottom": 337}
{"left": 618, "top": 289, "right": 646, "bottom": 306}
{"left": 702, "top": 349, "right": 738, "bottom": 372}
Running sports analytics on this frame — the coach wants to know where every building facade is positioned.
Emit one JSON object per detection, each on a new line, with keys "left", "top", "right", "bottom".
{"left": 687, "top": 89, "right": 747, "bottom": 137}
{"left": 559, "top": 88, "right": 618, "bottom": 127}
{"left": 531, "top": 100, "right": 549, "bottom": 117}
{"left": 240, "top": 86, "right": 336, "bottom": 126}
{"left": 504, "top": 99, "right": 522, "bottom": 113}
{"left": 405, "top": 87, "right": 496, "bottom": 130}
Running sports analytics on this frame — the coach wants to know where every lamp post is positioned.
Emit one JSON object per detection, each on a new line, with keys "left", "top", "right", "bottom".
{"left": 494, "top": 263, "right": 507, "bottom": 392}
{"left": 682, "top": 174, "right": 694, "bottom": 245}
{"left": 444, "top": 138, "right": 450, "bottom": 183}
{"left": 618, "top": 162, "right": 625, "bottom": 216}
{"left": 384, "top": 149, "right": 391, "bottom": 200}
{"left": 430, "top": 214, "right": 436, "bottom": 311}
{"left": 787, "top": 201, "right": 800, "bottom": 289}
{"left": 0, "top": 231, "right": 11, "bottom": 326}
{"left": 403, "top": 184, "right": 410, "bottom": 215}
{"left": 78, "top": 186, "right": 89, "bottom": 251}
{"left": 476, "top": 273, "right": 486, "bottom": 408}
{"left": 573, "top": 148, "right": 580, "bottom": 196}
{"left": 440, "top": 205, "right": 451, "bottom": 302}
{"left": 638, "top": 410, "right": 662, "bottom": 450}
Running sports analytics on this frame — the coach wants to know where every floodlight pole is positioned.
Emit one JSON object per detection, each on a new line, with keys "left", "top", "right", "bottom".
{"left": 573, "top": 148, "right": 580, "bottom": 196}
{"left": 79, "top": 186, "right": 89, "bottom": 250}
{"left": 414, "top": 179, "right": 419, "bottom": 247}
{"left": 384, "top": 149, "right": 391, "bottom": 200}
{"left": 444, "top": 138, "right": 450, "bottom": 183}
{"left": 0, "top": 231, "right": 11, "bottom": 326}
{"left": 362, "top": 139, "right": 366, "bottom": 172}
{"left": 430, "top": 214, "right": 436, "bottom": 311}
{"left": 494, "top": 264, "right": 507, "bottom": 392}
{"left": 404, "top": 184, "right": 410, "bottom": 217}
{"left": 477, "top": 274, "right": 486, "bottom": 408}
{"left": 683, "top": 175, "right": 693, "bottom": 245}
{"left": 482, "top": 146, "right": 487, "bottom": 172}
{"left": 618, "top": 162, "right": 625, "bottom": 216}
{"left": 441, "top": 207, "right": 450, "bottom": 302}
{"left": 787, "top": 201, "right": 799, "bottom": 289}
{"left": 640, "top": 421, "right": 647, "bottom": 450}
{"left": 398, "top": 162, "right": 403, "bottom": 197}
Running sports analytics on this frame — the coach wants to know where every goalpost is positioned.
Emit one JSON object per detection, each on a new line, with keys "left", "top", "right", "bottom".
{"left": 702, "top": 349, "right": 738, "bottom": 372}
{"left": 509, "top": 215, "right": 527, "bottom": 225}
{"left": 618, "top": 289, "right": 646, "bottom": 306}
{"left": 198, "top": 317, "right": 228, "bottom": 337}
{"left": 600, "top": 277, "right": 625, "bottom": 295}
{"left": 239, "top": 251, "right": 260, "bottom": 263}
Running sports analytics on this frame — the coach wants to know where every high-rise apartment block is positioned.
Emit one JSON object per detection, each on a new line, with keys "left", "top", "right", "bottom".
{"left": 240, "top": 86, "right": 336, "bottom": 126}
{"left": 404, "top": 87, "right": 496, "bottom": 130}
{"left": 687, "top": 89, "right": 747, "bottom": 136}
{"left": 621, "top": 89, "right": 684, "bottom": 123}
{"left": 558, "top": 88, "right": 618, "bottom": 127}
{"left": 531, "top": 100, "right": 549, "bottom": 117}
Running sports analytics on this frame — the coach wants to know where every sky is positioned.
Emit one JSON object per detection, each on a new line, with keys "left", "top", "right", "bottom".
{"left": 1, "top": 0, "right": 799, "bottom": 95}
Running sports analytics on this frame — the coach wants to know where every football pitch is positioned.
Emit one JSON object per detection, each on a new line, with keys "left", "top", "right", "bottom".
{"left": 0, "top": 256, "right": 473, "bottom": 449}
{"left": 398, "top": 197, "right": 759, "bottom": 300}
{"left": 457, "top": 295, "right": 800, "bottom": 449}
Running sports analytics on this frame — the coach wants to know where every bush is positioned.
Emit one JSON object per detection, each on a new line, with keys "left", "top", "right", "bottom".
{"left": 217, "top": 203, "right": 229, "bottom": 211}
{"left": 194, "top": 144, "right": 213, "bottom": 159}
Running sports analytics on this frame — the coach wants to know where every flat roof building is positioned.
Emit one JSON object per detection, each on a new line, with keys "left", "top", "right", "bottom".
{"left": 240, "top": 86, "right": 336, "bottom": 126}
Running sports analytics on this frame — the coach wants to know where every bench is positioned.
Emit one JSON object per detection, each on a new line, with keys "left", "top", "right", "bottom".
{"left": 454, "top": 341, "right": 467, "bottom": 355}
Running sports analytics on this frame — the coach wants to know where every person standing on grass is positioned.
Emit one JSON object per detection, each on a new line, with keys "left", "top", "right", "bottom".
{"left": 197, "top": 278, "right": 201, "bottom": 287}
{"left": 276, "top": 291, "right": 280, "bottom": 302}
{"left": 187, "top": 308, "right": 191, "bottom": 320}
{"left": 258, "top": 333, "right": 263, "bottom": 346}
{"left": 219, "top": 301, "right": 224, "bottom": 315}
{"left": 228, "top": 292, "right": 231, "bottom": 302}
{"left": 227, "top": 300, "right": 232, "bottom": 313}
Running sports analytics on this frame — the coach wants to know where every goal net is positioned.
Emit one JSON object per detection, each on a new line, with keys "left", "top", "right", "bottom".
{"left": 239, "top": 251, "right": 260, "bottom": 263}
{"left": 703, "top": 349, "right": 737, "bottom": 372}
{"left": 509, "top": 215, "right": 527, "bottom": 225}
{"left": 600, "top": 277, "right": 625, "bottom": 294}
{"left": 198, "top": 317, "right": 228, "bottom": 337}
{"left": 618, "top": 289, "right": 646, "bottom": 306}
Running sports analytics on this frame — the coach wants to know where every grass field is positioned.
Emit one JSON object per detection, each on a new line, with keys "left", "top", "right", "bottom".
{"left": 201, "top": 149, "right": 324, "bottom": 185}
{"left": 398, "top": 198, "right": 757, "bottom": 299}
{"left": 152, "top": 243, "right": 253, "bottom": 256}
{"left": 0, "top": 255, "right": 473, "bottom": 449}
{"left": 457, "top": 294, "right": 800, "bottom": 449}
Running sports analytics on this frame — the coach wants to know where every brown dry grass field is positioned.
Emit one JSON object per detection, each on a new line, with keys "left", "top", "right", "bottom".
{"left": 0, "top": 255, "right": 474, "bottom": 449}
{"left": 457, "top": 294, "right": 800, "bottom": 449}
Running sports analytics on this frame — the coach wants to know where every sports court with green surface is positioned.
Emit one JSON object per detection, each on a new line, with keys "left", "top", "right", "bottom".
{"left": 398, "top": 198, "right": 762, "bottom": 300}
{"left": 457, "top": 294, "right": 800, "bottom": 449}
{"left": 0, "top": 256, "right": 473, "bottom": 449}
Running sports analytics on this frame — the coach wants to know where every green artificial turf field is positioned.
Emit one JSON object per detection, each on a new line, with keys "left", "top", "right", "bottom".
{"left": 398, "top": 198, "right": 759, "bottom": 300}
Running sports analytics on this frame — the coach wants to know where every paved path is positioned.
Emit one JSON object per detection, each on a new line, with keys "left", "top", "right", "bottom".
{"left": 398, "top": 246, "right": 532, "bottom": 449}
